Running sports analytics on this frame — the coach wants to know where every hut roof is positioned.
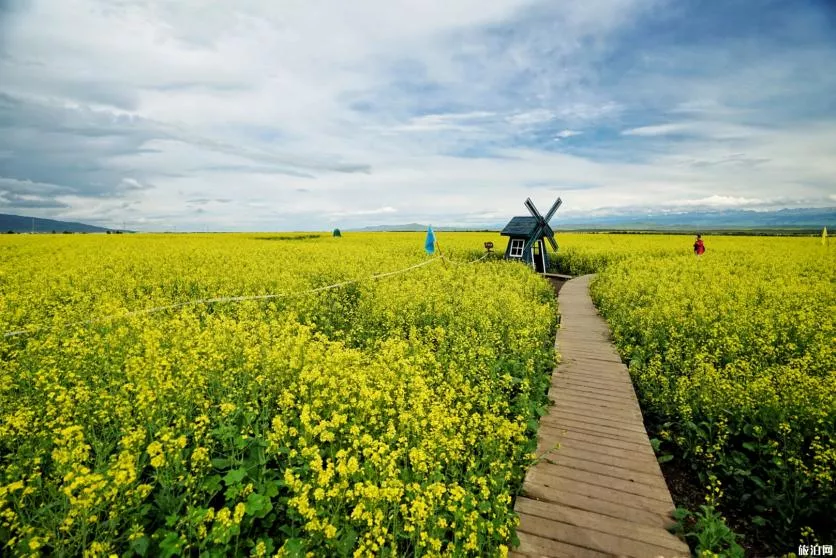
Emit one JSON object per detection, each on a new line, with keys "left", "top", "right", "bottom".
{"left": 500, "top": 216, "right": 539, "bottom": 237}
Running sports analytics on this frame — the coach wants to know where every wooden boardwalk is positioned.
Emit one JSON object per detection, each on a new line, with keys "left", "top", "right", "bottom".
{"left": 512, "top": 275, "right": 690, "bottom": 558}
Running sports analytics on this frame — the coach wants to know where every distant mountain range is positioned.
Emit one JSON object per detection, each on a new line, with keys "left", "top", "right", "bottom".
{"left": 3, "top": 207, "right": 832, "bottom": 234}
{"left": 555, "top": 207, "right": 835, "bottom": 230}
{"left": 354, "top": 207, "right": 835, "bottom": 232}
{"left": 0, "top": 213, "right": 118, "bottom": 233}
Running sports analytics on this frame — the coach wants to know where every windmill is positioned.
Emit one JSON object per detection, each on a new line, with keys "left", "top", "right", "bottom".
{"left": 500, "top": 197, "right": 562, "bottom": 273}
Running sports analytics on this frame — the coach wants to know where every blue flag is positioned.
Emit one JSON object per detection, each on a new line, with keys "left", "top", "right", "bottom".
{"left": 425, "top": 226, "right": 436, "bottom": 255}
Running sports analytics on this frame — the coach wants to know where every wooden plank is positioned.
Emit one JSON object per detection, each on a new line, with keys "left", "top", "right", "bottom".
{"left": 552, "top": 376, "right": 633, "bottom": 391}
{"left": 555, "top": 362, "right": 629, "bottom": 376}
{"left": 551, "top": 384, "right": 637, "bottom": 402}
{"left": 549, "top": 395, "right": 639, "bottom": 415}
{"left": 553, "top": 387, "right": 638, "bottom": 406}
{"left": 547, "top": 400, "right": 643, "bottom": 423}
{"left": 551, "top": 372, "right": 632, "bottom": 389}
{"left": 550, "top": 393, "right": 641, "bottom": 415}
{"left": 558, "top": 332, "right": 612, "bottom": 341}
{"left": 522, "top": 471, "right": 676, "bottom": 517}
{"left": 559, "top": 343, "right": 615, "bottom": 352}
{"left": 559, "top": 338, "right": 620, "bottom": 350}
{"left": 551, "top": 386, "right": 639, "bottom": 405}
{"left": 537, "top": 455, "right": 670, "bottom": 492}
{"left": 557, "top": 365, "right": 632, "bottom": 380}
{"left": 558, "top": 341, "right": 620, "bottom": 353}
{"left": 561, "top": 352, "right": 623, "bottom": 364}
{"left": 542, "top": 445, "right": 662, "bottom": 477}
{"left": 514, "top": 531, "right": 612, "bottom": 558}
{"left": 548, "top": 410, "right": 648, "bottom": 434}
{"left": 517, "top": 512, "right": 689, "bottom": 558}
{"left": 548, "top": 405, "right": 647, "bottom": 439}
{"left": 550, "top": 391, "right": 640, "bottom": 411}
{"left": 559, "top": 355, "right": 626, "bottom": 367}
{"left": 522, "top": 483, "right": 674, "bottom": 529}
{"left": 551, "top": 384, "right": 639, "bottom": 404}
{"left": 537, "top": 424, "right": 654, "bottom": 453}
{"left": 528, "top": 456, "right": 674, "bottom": 504}
{"left": 539, "top": 419, "right": 653, "bottom": 448}
{"left": 517, "top": 498, "right": 689, "bottom": 554}
{"left": 541, "top": 417, "right": 652, "bottom": 451}
{"left": 554, "top": 374, "right": 634, "bottom": 390}
{"left": 540, "top": 434, "right": 658, "bottom": 466}
{"left": 558, "top": 363, "right": 627, "bottom": 375}
{"left": 558, "top": 343, "right": 614, "bottom": 351}
{"left": 555, "top": 367, "right": 628, "bottom": 380}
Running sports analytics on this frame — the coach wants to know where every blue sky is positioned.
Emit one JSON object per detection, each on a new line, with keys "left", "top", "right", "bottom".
{"left": 1, "top": 0, "right": 834, "bottom": 230}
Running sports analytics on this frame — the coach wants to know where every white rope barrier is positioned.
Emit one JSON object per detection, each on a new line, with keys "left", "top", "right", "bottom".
{"left": 3, "top": 253, "right": 489, "bottom": 339}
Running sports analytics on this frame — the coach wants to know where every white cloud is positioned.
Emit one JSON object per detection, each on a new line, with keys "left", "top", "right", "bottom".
{"left": 329, "top": 206, "right": 397, "bottom": 217}
{"left": 389, "top": 112, "right": 497, "bottom": 132}
{"left": 671, "top": 195, "right": 767, "bottom": 207}
{"left": 506, "top": 109, "right": 556, "bottom": 126}
{"left": 622, "top": 122, "right": 759, "bottom": 139}
{"left": 1, "top": 0, "right": 834, "bottom": 230}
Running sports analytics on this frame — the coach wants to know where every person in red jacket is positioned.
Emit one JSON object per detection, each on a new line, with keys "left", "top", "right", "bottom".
{"left": 693, "top": 234, "right": 705, "bottom": 255}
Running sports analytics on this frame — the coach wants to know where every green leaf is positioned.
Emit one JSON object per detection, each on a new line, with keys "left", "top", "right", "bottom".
{"left": 245, "top": 492, "right": 273, "bottom": 518}
{"left": 223, "top": 467, "right": 247, "bottom": 486}
{"left": 657, "top": 454, "right": 674, "bottom": 464}
{"left": 202, "top": 474, "right": 222, "bottom": 495}
{"left": 159, "top": 531, "right": 184, "bottom": 558}
{"left": 130, "top": 535, "right": 150, "bottom": 557}
{"left": 672, "top": 507, "right": 691, "bottom": 521}
{"left": 234, "top": 435, "right": 249, "bottom": 450}
{"left": 742, "top": 442, "right": 757, "bottom": 451}
{"left": 751, "top": 515, "right": 767, "bottom": 526}
{"left": 337, "top": 527, "right": 358, "bottom": 557}
{"left": 264, "top": 479, "right": 282, "bottom": 498}
{"left": 281, "top": 538, "right": 305, "bottom": 558}
{"left": 510, "top": 532, "right": 520, "bottom": 548}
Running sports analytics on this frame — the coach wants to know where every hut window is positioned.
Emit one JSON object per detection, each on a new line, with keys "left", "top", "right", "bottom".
{"left": 509, "top": 239, "right": 524, "bottom": 258}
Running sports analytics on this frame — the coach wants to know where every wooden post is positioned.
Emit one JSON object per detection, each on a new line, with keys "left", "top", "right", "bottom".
{"left": 436, "top": 241, "right": 448, "bottom": 267}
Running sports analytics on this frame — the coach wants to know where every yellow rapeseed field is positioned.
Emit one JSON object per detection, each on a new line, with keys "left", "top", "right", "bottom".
{"left": 2, "top": 231, "right": 833, "bottom": 555}
{"left": 0, "top": 232, "right": 555, "bottom": 557}
{"left": 578, "top": 234, "right": 835, "bottom": 550}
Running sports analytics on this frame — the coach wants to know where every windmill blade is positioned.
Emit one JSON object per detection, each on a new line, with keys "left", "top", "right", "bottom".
{"left": 544, "top": 197, "right": 563, "bottom": 223}
{"left": 522, "top": 223, "right": 546, "bottom": 255}
{"left": 524, "top": 198, "right": 544, "bottom": 221}
{"left": 537, "top": 222, "right": 558, "bottom": 251}
{"left": 546, "top": 234, "right": 558, "bottom": 251}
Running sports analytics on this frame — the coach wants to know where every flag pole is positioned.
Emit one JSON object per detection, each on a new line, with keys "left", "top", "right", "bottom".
{"left": 435, "top": 239, "right": 447, "bottom": 267}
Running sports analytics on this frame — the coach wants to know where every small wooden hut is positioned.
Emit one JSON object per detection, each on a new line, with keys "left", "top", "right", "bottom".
{"left": 500, "top": 197, "right": 561, "bottom": 273}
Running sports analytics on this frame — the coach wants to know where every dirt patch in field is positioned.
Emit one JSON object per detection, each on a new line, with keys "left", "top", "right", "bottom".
{"left": 660, "top": 458, "right": 704, "bottom": 514}
{"left": 546, "top": 276, "right": 568, "bottom": 295}
{"left": 658, "top": 446, "right": 774, "bottom": 556}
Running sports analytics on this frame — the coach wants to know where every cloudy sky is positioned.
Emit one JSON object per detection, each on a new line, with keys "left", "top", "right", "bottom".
{"left": 1, "top": 0, "right": 835, "bottom": 231}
